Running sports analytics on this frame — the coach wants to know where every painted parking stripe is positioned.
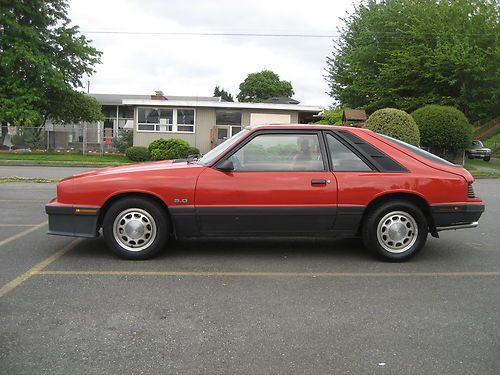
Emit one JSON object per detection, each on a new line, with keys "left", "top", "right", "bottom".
{"left": 0, "top": 221, "right": 47, "bottom": 248}
{"left": 0, "top": 239, "right": 82, "bottom": 298}
{"left": 38, "top": 270, "right": 500, "bottom": 278}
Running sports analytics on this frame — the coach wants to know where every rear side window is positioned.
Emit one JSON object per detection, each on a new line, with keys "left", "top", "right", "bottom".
{"left": 379, "top": 134, "right": 457, "bottom": 167}
{"left": 327, "top": 134, "right": 372, "bottom": 172}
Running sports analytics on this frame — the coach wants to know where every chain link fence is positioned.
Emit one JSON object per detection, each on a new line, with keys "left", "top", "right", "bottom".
{"left": 0, "top": 124, "right": 132, "bottom": 155}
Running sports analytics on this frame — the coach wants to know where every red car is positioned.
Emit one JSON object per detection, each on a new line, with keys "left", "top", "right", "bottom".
{"left": 46, "top": 125, "right": 484, "bottom": 261}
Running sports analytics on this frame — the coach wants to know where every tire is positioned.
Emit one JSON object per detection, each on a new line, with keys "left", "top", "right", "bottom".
{"left": 362, "top": 200, "right": 428, "bottom": 262}
{"left": 103, "top": 197, "right": 169, "bottom": 260}
{"left": 466, "top": 152, "right": 474, "bottom": 159}
{"left": 483, "top": 156, "right": 490, "bottom": 162}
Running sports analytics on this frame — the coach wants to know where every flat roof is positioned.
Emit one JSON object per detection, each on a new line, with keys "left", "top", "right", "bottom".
{"left": 89, "top": 93, "right": 221, "bottom": 105}
{"left": 121, "top": 99, "right": 323, "bottom": 113}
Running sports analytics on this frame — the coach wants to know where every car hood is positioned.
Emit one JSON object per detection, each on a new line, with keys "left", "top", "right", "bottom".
{"left": 66, "top": 160, "right": 200, "bottom": 180}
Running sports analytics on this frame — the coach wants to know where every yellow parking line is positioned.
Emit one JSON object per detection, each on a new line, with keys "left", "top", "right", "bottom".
{"left": 0, "top": 221, "right": 47, "bottom": 247}
{"left": 38, "top": 270, "right": 500, "bottom": 278}
{"left": 0, "top": 239, "right": 82, "bottom": 298}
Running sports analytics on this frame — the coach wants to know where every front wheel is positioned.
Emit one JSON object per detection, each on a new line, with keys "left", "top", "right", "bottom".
{"left": 362, "top": 200, "right": 428, "bottom": 262}
{"left": 103, "top": 197, "right": 168, "bottom": 260}
{"left": 483, "top": 156, "right": 490, "bottom": 162}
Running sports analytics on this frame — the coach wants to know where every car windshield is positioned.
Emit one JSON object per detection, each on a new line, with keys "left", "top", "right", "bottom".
{"left": 379, "top": 134, "right": 458, "bottom": 167}
{"left": 197, "top": 129, "right": 249, "bottom": 166}
{"left": 471, "top": 140, "right": 484, "bottom": 149}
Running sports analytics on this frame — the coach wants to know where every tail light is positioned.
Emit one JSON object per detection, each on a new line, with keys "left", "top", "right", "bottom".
{"left": 467, "top": 183, "right": 476, "bottom": 199}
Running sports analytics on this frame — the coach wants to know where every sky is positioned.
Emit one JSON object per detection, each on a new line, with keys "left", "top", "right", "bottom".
{"left": 68, "top": 0, "right": 357, "bottom": 107}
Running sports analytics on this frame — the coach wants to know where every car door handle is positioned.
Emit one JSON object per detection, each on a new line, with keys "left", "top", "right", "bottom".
{"left": 311, "top": 179, "right": 329, "bottom": 186}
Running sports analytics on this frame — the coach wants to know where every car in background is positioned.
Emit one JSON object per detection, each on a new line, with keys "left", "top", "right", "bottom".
{"left": 46, "top": 125, "right": 485, "bottom": 262}
{"left": 466, "top": 140, "right": 491, "bottom": 161}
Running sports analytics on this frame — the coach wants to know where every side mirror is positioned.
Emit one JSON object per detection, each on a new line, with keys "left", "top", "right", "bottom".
{"left": 216, "top": 158, "right": 234, "bottom": 172}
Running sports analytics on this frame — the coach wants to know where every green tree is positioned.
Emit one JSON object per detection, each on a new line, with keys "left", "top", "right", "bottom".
{"left": 411, "top": 105, "right": 472, "bottom": 155}
{"left": 213, "top": 86, "right": 234, "bottom": 102}
{"left": 365, "top": 108, "right": 420, "bottom": 146}
{"left": 325, "top": 0, "right": 499, "bottom": 122}
{"left": 237, "top": 70, "right": 294, "bottom": 102}
{"left": 0, "top": 0, "right": 102, "bottom": 132}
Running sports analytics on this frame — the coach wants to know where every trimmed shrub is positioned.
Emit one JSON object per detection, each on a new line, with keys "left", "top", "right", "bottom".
{"left": 185, "top": 146, "right": 201, "bottom": 157}
{"left": 125, "top": 146, "right": 150, "bottom": 162}
{"left": 365, "top": 108, "right": 420, "bottom": 146}
{"left": 148, "top": 138, "right": 199, "bottom": 161}
{"left": 411, "top": 105, "right": 472, "bottom": 155}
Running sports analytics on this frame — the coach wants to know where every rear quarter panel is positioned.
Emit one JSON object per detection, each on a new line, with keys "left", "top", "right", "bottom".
{"left": 338, "top": 131, "right": 468, "bottom": 205}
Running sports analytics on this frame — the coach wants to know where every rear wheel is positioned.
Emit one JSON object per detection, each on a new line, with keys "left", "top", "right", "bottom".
{"left": 362, "top": 200, "right": 428, "bottom": 262}
{"left": 103, "top": 197, "right": 168, "bottom": 260}
{"left": 483, "top": 156, "right": 490, "bottom": 162}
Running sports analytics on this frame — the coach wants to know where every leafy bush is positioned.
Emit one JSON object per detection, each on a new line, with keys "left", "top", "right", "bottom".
{"left": 315, "top": 106, "right": 344, "bottom": 125}
{"left": 125, "top": 146, "right": 150, "bottom": 162}
{"left": 185, "top": 146, "right": 201, "bottom": 157}
{"left": 411, "top": 105, "right": 472, "bottom": 155}
{"left": 112, "top": 129, "right": 133, "bottom": 153}
{"left": 365, "top": 108, "right": 420, "bottom": 146}
{"left": 148, "top": 138, "right": 199, "bottom": 161}
{"left": 10, "top": 127, "right": 46, "bottom": 149}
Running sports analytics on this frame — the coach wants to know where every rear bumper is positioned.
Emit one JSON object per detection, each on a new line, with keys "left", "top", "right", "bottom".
{"left": 430, "top": 203, "right": 485, "bottom": 231}
{"left": 45, "top": 201, "right": 101, "bottom": 238}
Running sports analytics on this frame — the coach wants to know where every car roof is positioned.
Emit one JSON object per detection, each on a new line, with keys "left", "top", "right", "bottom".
{"left": 246, "top": 124, "right": 371, "bottom": 134}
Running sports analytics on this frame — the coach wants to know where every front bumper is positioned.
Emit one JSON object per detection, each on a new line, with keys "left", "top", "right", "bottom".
{"left": 430, "top": 203, "right": 485, "bottom": 231}
{"left": 468, "top": 151, "right": 492, "bottom": 159}
{"left": 45, "top": 201, "right": 101, "bottom": 238}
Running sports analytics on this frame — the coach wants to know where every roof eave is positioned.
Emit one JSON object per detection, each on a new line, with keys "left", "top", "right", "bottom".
{"left": 121, "top": 99, "right": 323, "bottom": 113}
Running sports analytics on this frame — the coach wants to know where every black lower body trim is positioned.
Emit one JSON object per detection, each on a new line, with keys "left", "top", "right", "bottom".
{"left": 170, "top": 205, "right": 365, "bottom": 237}
{"left": 45, "top": 204, "right": 100, "bottom": 238}
{"left": 430, "top": 204, "right": 484, "bottom": 228}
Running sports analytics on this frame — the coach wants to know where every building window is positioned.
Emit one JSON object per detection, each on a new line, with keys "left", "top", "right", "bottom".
{"left": 137, "top": 107, "right": 195, "bottom": 133}
{"left": 177, "top": 109, "right": 195, "bottom": 132}
{"left": 102, "top": 105, "right": 135, "bottom": 137}
{"left": 216, "top": 109, "right": 241, "bottom": 126}
{"left": 214, "top": 109, "right": 242, "bottom": 146}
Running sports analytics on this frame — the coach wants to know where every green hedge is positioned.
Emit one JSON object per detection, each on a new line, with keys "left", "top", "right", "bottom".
{"left": 125, "top": 146, "right": 150, "bottom": 162}
{"left": 411, "top": 105, "right": 472, "bottom": 154}
{"left": 364, "top": 108, "right": 420, "bottom": 146}
{"left": 148, "top": 138, "right": 200, "bottom": 161}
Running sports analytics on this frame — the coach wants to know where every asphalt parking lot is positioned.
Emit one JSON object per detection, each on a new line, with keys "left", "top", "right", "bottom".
{"left": 0, "top": 169, "right": 499, "bottom": 374}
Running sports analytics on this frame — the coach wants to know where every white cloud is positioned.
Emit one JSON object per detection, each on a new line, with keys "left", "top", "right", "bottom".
{"left": 69, "top": 0, "right": 356, "bottom": 106}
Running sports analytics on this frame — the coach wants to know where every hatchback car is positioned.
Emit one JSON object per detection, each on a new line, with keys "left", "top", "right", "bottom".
{"left": 46, "top": 125, "right": 484, "bottom": 261}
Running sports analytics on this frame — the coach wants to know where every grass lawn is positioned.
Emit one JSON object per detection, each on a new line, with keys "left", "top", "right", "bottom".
{"left": 0, "top": 151, "right": 130, "bottom": 166}
{"left": 464, "top": 159, "right": 500, "bottom": 178}
{"left": 483, "top": 132, "right": 500, "bottom": 157}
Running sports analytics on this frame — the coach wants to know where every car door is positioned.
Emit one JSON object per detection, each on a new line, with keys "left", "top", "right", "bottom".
{"left": 194, "top": 130, "right": 338, "bottom": 235}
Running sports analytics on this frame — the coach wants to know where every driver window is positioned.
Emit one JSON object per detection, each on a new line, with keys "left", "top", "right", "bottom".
{"left": 230, "top": 133, "right": 325, "bottom": 172}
